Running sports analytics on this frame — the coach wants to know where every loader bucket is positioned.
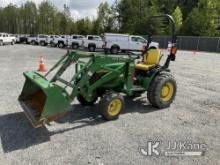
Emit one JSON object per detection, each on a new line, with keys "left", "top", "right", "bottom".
{"left": 18, "top": 71, "right": 71, "bottom": 128}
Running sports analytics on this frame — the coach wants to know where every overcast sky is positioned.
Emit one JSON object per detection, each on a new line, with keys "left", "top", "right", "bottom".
{"left": 0, "top": 0, "right": 115, "bottom": 19}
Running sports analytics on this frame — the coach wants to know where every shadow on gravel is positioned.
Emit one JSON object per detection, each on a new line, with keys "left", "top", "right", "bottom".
{"left": 0, "top": 97, "right": 160, "bottom": 153}
{"left": 0, "top": 112, "right": 50, "bottom": 153}
{"left": 56, "top": 96, "right": 159, "bottom": 121}
{"left": 55, "top": 96, "right": 160, "bottom": 130}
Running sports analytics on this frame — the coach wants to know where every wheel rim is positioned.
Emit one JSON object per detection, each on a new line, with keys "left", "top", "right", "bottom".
{"left": 108, "top": 98, "right": 122, "bottom": 116}
{"left": 160, "top": 82, "right": 174, "bottom": 102}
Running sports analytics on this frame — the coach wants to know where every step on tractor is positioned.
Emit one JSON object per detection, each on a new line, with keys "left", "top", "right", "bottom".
{"left": 18, "top": 14, "right": 178, "bottom": 128}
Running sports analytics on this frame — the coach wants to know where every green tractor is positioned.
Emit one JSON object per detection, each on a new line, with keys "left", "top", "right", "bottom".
{"left": 18, "top": 14, "right": 178, "bottom": 128}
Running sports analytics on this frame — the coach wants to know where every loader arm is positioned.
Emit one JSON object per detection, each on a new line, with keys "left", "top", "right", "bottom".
{"left": 71, "top": 61, "right": 127, "bottom": 101}
{"left": 18, "top": 51, "right": 134, "bottom": 127}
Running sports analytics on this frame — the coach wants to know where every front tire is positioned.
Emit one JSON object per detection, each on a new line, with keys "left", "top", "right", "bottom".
{"left": 88, "top": 46, "right": 95, "bottom": 52}
{"left": 72, "top": 44, "right": 79, "bottom": 49}
{"left": 147, "top": 72, "right": 177, "bottom": 108}
{"left": 0, "top": 40, "right": 3, "bottom": 46}
{"left": 58, "top": 42, "right": 65, "bottom": 48}
{"left": 99, "top": 92, "right": 124, "bottom": 120}
{"left": 40, "top": 41, "right": 45, "bottom": 46}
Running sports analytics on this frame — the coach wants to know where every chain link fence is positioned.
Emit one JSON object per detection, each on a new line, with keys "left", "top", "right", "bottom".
{"left": 147, "top": 36, "right": 220, "bottom": 53}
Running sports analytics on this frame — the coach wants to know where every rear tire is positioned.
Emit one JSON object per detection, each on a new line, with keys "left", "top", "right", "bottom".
{"left": 147, "top": 72, "right": 177, "bottom": 108}
{"left": 110, "top": 46, "right": 119, "bottom": 54}
{"left": 31, "top": 40, "right": 35, "bottom": 45}
{"left": 99, "top": 92, "right": 124, "bottom": 120}
{"left": 11, "top": 40, "right": 15, "bottom": 45}
{"left": 50, "top": 42, "right": 55, "bottom": 47}
{"left": 0, "top": 40, "right": 3, "bottom": 46}
{"left": 77, "top": 94, "right": 98, "bottom": 106}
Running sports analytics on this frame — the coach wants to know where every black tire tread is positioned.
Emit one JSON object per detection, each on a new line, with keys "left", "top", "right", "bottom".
{"left": 72, "top": 44, "right": 79, "bottom": 49}
{"left": 110, "top": 46, "right": 119, "bottom": 54}
{"left": 58, "top": 42, "right": 64, "bottom": 48}
{"left": 99, "top": 91, "right": 124, "bottom": 120}
{"left": 88, "top": 45, "right": 95, "bottom": 52}
{"left": 147, "top": 72, "right": 177, "bottom": 108}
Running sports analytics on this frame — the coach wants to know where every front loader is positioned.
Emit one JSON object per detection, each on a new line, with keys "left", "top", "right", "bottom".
{"left": 18, "top": 14, "right": 178, "bottom": 128}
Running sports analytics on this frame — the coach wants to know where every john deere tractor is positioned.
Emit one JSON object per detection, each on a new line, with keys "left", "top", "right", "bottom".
{"left": 18, "top": 14, "right": 178, "bottom": 128}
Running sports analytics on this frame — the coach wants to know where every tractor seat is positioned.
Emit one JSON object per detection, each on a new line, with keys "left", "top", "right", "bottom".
{"left": 135, "top": 49, "right": 161, "bottom": 71}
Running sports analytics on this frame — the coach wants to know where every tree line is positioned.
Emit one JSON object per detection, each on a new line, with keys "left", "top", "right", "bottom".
{"left": 0, "top": 0, "right": 219, "bottom": 36}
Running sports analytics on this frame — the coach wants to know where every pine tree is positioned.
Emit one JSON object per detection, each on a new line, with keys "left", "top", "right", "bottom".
{"left": 172, "top": 6, "right": 183, "bottom": 33}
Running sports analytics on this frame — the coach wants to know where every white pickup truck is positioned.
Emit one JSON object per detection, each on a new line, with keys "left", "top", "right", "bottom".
{"left": 27, "top": 34, "right": 38, "bottom": 45}
{"left": 36, "top": 35, "right": 49, "bottom": 46}
{"left": 82, "top": 35, "right": 104, "bottom": 52}
{"left": 51, "top": 35, "right": 70, "bottom": 48}
{"left": 27, "top": 34, "right": 49, "bottom": 46}
{"left": 46, "top": 35, "right": 60, "bottom": 46}
{"left": 67, "top": 35, "right": 85, "bottom": 49}
{"left": 0, "top": 33, "right": 16, "bottom": 46}
{"left": 103, "top": 33, "right": 159, "bottom": 54}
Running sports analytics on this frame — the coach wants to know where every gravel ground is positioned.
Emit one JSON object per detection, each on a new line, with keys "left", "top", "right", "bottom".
{"left": 0, "top": 44, "right": 219, "bottom": 165}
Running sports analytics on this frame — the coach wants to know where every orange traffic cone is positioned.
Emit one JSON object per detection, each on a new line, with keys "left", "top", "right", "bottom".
{"left": 38, "top": 56, "right": 47, "bottom": 72}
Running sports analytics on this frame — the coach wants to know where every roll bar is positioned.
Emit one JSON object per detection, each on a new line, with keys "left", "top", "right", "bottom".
{"left": 145, "top": 14, "right": 178, "bottom": 69}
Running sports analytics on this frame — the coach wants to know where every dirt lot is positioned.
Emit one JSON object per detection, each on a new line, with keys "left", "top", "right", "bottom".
{"left": 0, "top": 45, "right": 219, "bottom": 165}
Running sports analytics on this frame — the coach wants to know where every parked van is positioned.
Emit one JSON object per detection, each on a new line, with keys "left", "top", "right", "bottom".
{"left": 103, "top": 33, "right": 159, "bottom": 54}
